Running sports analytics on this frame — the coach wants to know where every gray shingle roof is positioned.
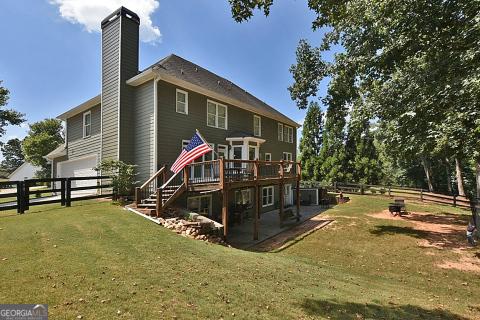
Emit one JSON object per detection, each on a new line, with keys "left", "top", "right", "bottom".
{"left": 147, "top": 54, "right": 299, "bottom": 127}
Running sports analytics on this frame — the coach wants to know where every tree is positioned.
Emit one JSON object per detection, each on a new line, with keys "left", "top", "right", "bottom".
{"left": 229, "top": 0, "right": 480, "bottom": 197}
{"left": 299, "top": 102, "right": 323, "bottom": 180}
{"left": 22, "top": 119, "right": 64, "bottom": 178}
{"left": 0, "top": 138, "right": 24, "bottom": 173}
{"left": 0, "top": 81, "right": 25, "bottom": 140}
{"left": 345, "top": 104, "right": 382, "bottom": 184}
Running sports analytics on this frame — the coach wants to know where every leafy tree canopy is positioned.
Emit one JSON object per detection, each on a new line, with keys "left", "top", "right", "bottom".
{"left": 22, "top": 118, "right": 64, "bottom": 178}
{"left": 0, "top": 138, "right": 25, "bottom": 173}
{"left": 0, "top": 81, "right": 25, "bottom": 139}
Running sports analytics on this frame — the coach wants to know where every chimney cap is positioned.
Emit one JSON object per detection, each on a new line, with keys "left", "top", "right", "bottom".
{"left": 101, "top": 7, "right": 140, "bottom": 29}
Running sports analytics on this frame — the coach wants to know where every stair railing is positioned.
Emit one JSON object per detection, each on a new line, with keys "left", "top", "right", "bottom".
{"left": 135, "top": 166, "right": 167, "bottom": 206}
{"left": 156, "top": 168, "right": 188, "bottom": 216}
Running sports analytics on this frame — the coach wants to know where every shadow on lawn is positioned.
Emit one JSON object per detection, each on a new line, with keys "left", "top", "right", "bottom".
{"left": 301, "top": 298, "right": 468, "bottom": 320}
{"left": 404, "top": 213, "right": 470, "bottom": 226}
{"left": 370, "top": 225, "right": 467, "bottom": 249}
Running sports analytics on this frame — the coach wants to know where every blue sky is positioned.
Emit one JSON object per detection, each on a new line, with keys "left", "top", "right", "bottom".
{"left": 0, "top": 0, "right": 332, "bottom": 147}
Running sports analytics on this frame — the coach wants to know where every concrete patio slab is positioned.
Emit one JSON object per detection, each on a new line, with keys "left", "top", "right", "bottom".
{"left": 227, "top": 205, "right": 328, "bottom": 249}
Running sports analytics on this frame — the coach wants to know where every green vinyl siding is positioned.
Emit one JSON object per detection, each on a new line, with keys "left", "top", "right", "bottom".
{"left": 156, "top": 80, "right": 297, "bottom": 168}
{"left": 132, "top": 80, "right": 155, "bottom": 183}
{"left": 66, "top": 104, "right": 101, "bottom": 159}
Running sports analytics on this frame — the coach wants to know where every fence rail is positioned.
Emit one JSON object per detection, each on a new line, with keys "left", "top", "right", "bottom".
{"left": 324, "top": 181, "right": 472, "bottom": 209}
{"left": 0, "top": 176, "right": 113, "bottom": 214}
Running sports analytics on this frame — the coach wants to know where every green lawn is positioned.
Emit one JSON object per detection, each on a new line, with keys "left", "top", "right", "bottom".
{"left": 0, "top": 197, "right": 478, "bottom": 319}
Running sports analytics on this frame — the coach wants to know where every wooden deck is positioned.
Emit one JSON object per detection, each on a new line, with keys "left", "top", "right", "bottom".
{"left": 135, "top": 159, "right": 301, "bottom": 240}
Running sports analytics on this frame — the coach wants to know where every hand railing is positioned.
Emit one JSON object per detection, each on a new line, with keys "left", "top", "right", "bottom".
{"left": 135, "top": 166, "right": 167, "bottom": 205}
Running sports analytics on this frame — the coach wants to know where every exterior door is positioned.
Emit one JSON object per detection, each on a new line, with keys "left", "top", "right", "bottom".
{"left": 248, "top": 146, "right": 258, "bottom": 160}
{"left": 284, "top": 184, "right": 293, "bottom": 206}
{"left": 231, "top": 146, "right": 243, "bottom": 168}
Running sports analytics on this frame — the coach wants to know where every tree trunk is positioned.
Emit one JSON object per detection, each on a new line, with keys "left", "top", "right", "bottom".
{"left": 421, "top": 157, "right": 434, "bottom": 192}
{"left": 454, "top": 157, "right": 466, "bottom": 197}
{"left": 476, "top": 159, "right": 480, "bottom": 200}
{"left": 444, "top": 158, "right": 452, "bottom": 195}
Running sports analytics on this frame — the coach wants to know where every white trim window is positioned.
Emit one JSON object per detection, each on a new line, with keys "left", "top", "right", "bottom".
{"left": 218, "top": 144, "right": 228, "bottom": 159}
{"left": 207, "top": 100, "right": 227, "bottom": 129}
{"left": 253, "top": 115, "right": 261, "bottom": 137}
{"left": 283, "top": 152, "right": 293, "bottom": 162}
{"left": 284, "top": 126, "right": 294, "bottom": 143}
{"left": 262, "top": 186, "right": 274, "bottom": 207}
{"left": 264, "top": 153, "right": 272, "bottom": 161}
{"left": 278, "top": 123, "right": 284, "bottom": 141}
{"left": 176, "top": 89, "right": 188, "bottom": 114}
{"left": 83, "top": 111, "right": 91, "bottom": 138}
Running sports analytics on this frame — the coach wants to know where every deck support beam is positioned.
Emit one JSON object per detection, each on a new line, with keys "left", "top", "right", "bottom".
{"left": 222, "top": 188, "right": 229, "bottom": 239}
{"left": 254, "top": 186, "right": 259, "bottom": 240}
{"left": 296, "top": 163, "right": 301, "bottom": 221}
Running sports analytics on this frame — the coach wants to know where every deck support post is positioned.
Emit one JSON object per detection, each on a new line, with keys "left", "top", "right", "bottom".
{"left": 222, "top": 188, "right": 229, "bottom": 239}
{"left": 279, "top": 160, "right": 285, "bottom": 227}
{"left": 254, "top": 185, "right": 259, "bottom": 240}
{"left": 253, "top": 160, "right": 259, "bottom": 240}
{"left": 156, "top": 188, "right": 162, "bottom": 217}
{"left": 296, "top": 163, "right": 301, "bottom": 222}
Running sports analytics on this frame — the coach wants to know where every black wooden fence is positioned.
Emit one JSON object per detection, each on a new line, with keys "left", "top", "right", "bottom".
{"left": 0, "top": 176, "right": 113, "bottom": 214}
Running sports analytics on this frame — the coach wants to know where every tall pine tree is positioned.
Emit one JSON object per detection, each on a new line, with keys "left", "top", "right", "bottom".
{"left": 299, "top": 102, "right": 323, "bottom": 180}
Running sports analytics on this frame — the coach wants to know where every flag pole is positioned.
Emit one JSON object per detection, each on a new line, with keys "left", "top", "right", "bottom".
{"left": 196, "top": 129, "right": 220, "bottom": 159}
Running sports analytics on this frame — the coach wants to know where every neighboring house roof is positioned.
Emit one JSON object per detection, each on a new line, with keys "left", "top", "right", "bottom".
{"left": 128, "top": 54, "right": 300, "bottom": 128}
{"left": 58, "top": 54, "right": 299, "bottom": 128}
{"left": 8, "top": 162, "right": 40, "bottom": 180}
{"left": 57, "top": 95, "right": 100, "bottom": 120}
{"left": 45, "top": 144, "right": 67, "bottom": 160}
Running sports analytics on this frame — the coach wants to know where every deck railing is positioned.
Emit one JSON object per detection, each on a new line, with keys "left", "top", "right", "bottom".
{"left": 182, "top": 159, "right": 300, "bottom": 185}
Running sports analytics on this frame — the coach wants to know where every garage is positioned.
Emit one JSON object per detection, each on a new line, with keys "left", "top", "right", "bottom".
{"left": 57, "top": 155, "right": 98, "bottom": 195}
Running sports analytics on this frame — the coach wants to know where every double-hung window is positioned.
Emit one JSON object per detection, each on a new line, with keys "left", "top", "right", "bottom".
{"left": 278, "top": 123, "right": 284, "bottom": 141}
{"left": 262, "top": 186, "right": 274, "bottom": 207}
{"left": 83, "top": 111, "right": 91, "bottom": 138}
{"left": 283, "top": 152, "right": 293, "bottom": 162}
{"left": 253, "top": 115, "right": 261, "bottom": 137}
{"left": 176, "top": 89, "right": 188, "bottom": 114}
{"left": 207, "top": 100, "right": 227, "bottom": 129}
{"left": 264, "top": 153, "right": 272, "bottom": 161}
{"left": 284, "top": 126, "right": 294, "bottom": 143}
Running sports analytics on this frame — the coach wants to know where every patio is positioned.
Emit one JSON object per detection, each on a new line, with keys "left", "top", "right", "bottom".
{"left": 227, "top": 205, "right": 327, "bottom": 249}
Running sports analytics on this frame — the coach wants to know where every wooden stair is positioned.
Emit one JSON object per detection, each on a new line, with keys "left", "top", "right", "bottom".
{"left": 135, "top": 166, "right": 189, "bottom": 217}
{"left": 136, "top": 185, "right": 180, "bottom": 215}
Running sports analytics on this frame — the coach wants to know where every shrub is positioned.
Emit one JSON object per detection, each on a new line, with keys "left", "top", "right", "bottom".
{"left": 95, "top": 160, "right": 137, "bottom": 199}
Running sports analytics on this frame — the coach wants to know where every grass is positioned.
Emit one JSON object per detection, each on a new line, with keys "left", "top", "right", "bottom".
{"left": 0, "top": 197, "right": 479, "bottom": 319}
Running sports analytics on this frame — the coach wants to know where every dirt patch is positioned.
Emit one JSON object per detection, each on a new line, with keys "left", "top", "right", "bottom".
{"left": 369, "top": 210, "right": 480, "bottom": 274}
{"left": 438, "top": 254, "right": 480, "bottom": 273}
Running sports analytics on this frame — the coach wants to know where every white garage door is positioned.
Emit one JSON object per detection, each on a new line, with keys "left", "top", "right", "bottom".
{"left": 58, "top": 156, "right": 98, "bottom": 195}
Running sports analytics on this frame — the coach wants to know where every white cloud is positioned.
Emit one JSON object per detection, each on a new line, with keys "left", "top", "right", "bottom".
{"left": 50, "top": 0, "right": 161, "bottom": 43}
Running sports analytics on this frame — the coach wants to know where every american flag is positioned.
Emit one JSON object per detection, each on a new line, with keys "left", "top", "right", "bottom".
{"left": 170, "top": 131, "right": 213, "bottom": 173}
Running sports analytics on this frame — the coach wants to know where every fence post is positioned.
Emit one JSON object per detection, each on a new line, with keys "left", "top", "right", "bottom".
{"left": 16, "top": 181, "right": 24, "bottom": 214}
{"left": 420, "top": 189, "right": 424, "bottom": 201}
{"left": 65, "top": 178, "right": 71, "bottom": 207}
{"left": 453, "top": 194, "right": 457, "bottom": 207}
{"left": 360, "top": 184, "right": 365, "bottom": 195}
{"left": 23, "top": 181, "right": 30, "bottom": 211}
{"left": 60, "top": 179, "right": 66, "bottom": 206}
{"left": 388, "top": 186, "right": 391, "bottom": 197}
